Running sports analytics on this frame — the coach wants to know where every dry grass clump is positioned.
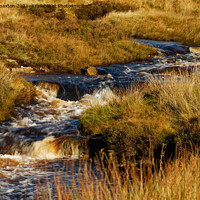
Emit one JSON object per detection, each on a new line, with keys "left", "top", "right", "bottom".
{"left": 0, "top": 63, "right": 35, "bottom": 121}
{"left": 80, "top": 70, "right": 200, "bottom": 161}
{"left": 147, "top": 72, "right": 200, "bottom": 123}
{"left": 35, "top": 149, "right": 200, "bottom": 200}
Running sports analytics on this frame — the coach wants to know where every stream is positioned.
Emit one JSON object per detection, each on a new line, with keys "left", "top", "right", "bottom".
{"left": 0, "top": 40, "right": 200, "bottom": 199}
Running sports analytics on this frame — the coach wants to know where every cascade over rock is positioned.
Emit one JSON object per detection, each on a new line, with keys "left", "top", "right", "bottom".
{"left": 190, "top": 47, "right": 200, "bottom": 54}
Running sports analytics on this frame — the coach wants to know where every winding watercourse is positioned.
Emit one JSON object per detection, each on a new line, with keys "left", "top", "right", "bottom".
{"left": 0, "top": 40, "right": 200, "bottom": 199}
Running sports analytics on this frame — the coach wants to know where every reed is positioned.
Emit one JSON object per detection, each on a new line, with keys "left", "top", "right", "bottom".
{"left": 35, "top": 148, "right": 200, "bottom": 200}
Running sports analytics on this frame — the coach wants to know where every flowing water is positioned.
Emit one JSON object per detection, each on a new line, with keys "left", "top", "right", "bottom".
{"left": 0, "top": 40, "right": 200, "bottom": 199}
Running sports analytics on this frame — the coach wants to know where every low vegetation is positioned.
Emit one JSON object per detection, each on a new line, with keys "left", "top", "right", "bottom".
{"left": 80, "top": 70, "right": 200, "bottom": 162}
{"left": 0, "top": 0, "right": 200, "bottom": 198}
{"left": 0, "top": 0, "right": 200, "bottom": 73}
{"left": 0, "top": 2, "right": 155, "bottom": 74}
{"left": 0, "top": 62, "right": 35, "bottom": 121}
{"left": 35, "top": 149, "right": 200, "bottom": 200}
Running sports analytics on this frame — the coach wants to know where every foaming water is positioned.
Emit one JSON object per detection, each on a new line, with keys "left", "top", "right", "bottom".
{"left": 0, "top": 39, "right": 200, "bottom": 199}
{"left": 29, "top": 135, "right": 87, "bottom": 159}
{"left": 82, "top": 87, "right": 118, "bottom": 106}
{"left": 0, "top": 82, "right": 116, "bottom": 158}
{"left": 35, "top": 81, "right": 60, "bottom": 102}
{"left": 0, "top": 82, "right": 115, "bottom": 199}
{"left": 10, "top": 83, "right": 85, "bottom": 131}
{"left": 30, "top": 136, "right": 63, "bottom": 159}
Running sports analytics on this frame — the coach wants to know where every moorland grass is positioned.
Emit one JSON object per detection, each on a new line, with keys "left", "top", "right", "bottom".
{"left": 35, "top": 149, "right": 200, "bottom": 200}
{"left": 0, "top": 0, "right": 200, "bottom": 73}
{"left": 0, "top": 63, "right": 35, "bottom": 121}
{"left": 0, "top": 1, "right": 199, "bottom": 198}
{"left": 0, "top": 2, "right": 155, "bottom": 74}
{"left": 80, "top": 71, "right": 200, "bottom": 161}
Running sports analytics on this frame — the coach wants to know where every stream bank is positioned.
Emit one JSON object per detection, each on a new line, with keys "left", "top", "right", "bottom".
{"left": 0, "top": 39, "right": 200, "bottom": 199}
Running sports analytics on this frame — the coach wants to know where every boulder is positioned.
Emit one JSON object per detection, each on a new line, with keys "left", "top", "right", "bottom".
{"left": 11, "top": 66, "right": 35, "bottom": 73}
{"left": 6, "top": 59, "right": 18, "bottom": 66}
{"left": 87, "top": 134, "right": 108, "bottom": 159}
{"left": 39, "top": 66, "right": 50, "bottom": 72}
{"left": 86, "top": 66, "right": 98, "bottom": 76}
{"left": 81, "top": 66, "right": 98, "bottom": 76}
{"left": 189, "top": 47, "right": 200, "bottom": 54}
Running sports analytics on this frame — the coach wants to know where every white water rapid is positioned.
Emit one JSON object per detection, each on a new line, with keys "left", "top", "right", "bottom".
{"left": 0, "top": 39, "right": 200, "bottom": 199}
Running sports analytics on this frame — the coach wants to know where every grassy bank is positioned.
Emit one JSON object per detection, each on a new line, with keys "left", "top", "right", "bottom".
{"left": 35, "top": 149, "right": 200, "bottom": 200}
{"left": 0, "top": 0, "right": 200, "bottom": 73}
{"left": 0, "top": 1, "right": 155, "bottom": 74}
{"left": 0, "top": 63, "right": 35, "bottom": 121}
{"left": 80, "top": 71, "right": 200, "bottom": 161}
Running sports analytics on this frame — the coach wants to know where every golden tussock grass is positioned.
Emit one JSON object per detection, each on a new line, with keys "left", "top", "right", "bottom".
{"left": 81, "top": 70, "right": 200, "bottom": 161}
{"left": 147, "top": 71, "right": 200, "bottom": 122}
{"left": 0, "top": 6, "right": 156, "bottom": 73}
{"left": 0, "top": 63, "right": 35, "bottom": 121}
{"left": 2, "top": 0, "right": 199, "bottom": 73}
{"left": 35, "top": 149, "right": 200, "bottom": 200}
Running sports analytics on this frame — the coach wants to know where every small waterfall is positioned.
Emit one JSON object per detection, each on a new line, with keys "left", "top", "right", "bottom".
{"left": 0, "top": 82, "right": 115, "bottom": 160}
{"left": 29, "top": 136, "right": 87, "bottom": 159}
{"left": 28, "top": 137, "right": 62, "bottom": 159}
{"left": 82, "top": 87, "right": 117, "bottom": 106}
{"left": 0, "top": 81, "right": 86, "bottom": 159}
{"left": 35, "top": 81, "right": 61, "bottom": 102}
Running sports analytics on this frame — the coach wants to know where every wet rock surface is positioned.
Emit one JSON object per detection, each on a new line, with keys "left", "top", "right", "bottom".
{"left": 11, "top": 66, "right": 36, "bottom": 74}
{"left": 81, "top": 66, "right": 98, "bottom": 76}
